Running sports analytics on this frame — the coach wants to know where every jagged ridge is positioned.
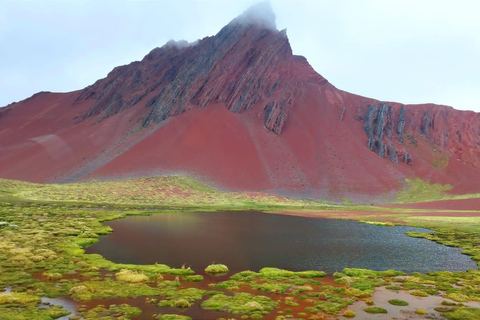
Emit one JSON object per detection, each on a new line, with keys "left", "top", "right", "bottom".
{"left": 75, "top": 4, "right": 307, "bottom": 134}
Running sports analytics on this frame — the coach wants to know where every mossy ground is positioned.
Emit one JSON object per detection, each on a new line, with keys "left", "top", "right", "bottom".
{"left": 0, "top": 176, "right": 479, "bottom": 319}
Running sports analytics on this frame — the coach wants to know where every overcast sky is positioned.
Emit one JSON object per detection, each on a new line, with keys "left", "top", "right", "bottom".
{"left": 1, "top": 0, "right": 480, "bottom": 112}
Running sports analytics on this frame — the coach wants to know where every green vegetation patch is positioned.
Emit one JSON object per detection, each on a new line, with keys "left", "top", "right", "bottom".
{"left": 395, "top": 178, "right": 452, "bottom": 203}
{"left": 201, "top": 292, "right": 278, "bottom": 316}
{"left": 410, "top": 290, "right": 429, "bottom": 297}
{"left": 312, "top": 293, "right": 354, "bottom": 314}
{"left": 205, "top": 264, "right": 229, "bottom": 274}
{"left": 360, "top": 220, "right": 395, "bottom": 227}
{"left": 259, "top": 267, "right": 295, "bottom": 278}
{"left": 386, "top": 285, "right": 401, "bottom": 290}
{"left": 343, "top": 310, "right": 356, "bottom": 317}
{"left": 416, "top": 308, "right": 428, "bottom": 315}
{"left": 157, "top": 288, "right": 205, "bottom": 308}
{"left": 388, "top": 299, "right": 409, "bottom": 306}
{"left": 82, "top": 304, "right": 142, "bottom": 319}
{"left": 115, "top": 269, "right": 149, "bottom": 283}
{"left": 364, "top": 307, "right": 388, "bottom": 314}
{"left": 443, "top": 307, "right": 480, "bottom": 320}
{"left": 0, "top": 292, "right": 41, "bottom": 304}
{"left": 295, "top": 270, "right": 326, "bottom": 278}
{"left": 182, "top": 275, "right": 203, "bottom": 282}
{"left": 0, "top": 304, "right": 70, "bottom": 320}
{"left": 69, "top": 279, "right": 162, "bottom": 300}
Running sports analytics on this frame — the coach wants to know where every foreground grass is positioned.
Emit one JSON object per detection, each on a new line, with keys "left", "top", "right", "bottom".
{"left": 0, "top": 176, "right": 479, "bottom": 319}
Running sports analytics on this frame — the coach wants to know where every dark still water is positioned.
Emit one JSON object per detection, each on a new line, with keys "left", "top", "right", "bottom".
{"left": 87, "top": 211, "right": 477, "bottom": 274}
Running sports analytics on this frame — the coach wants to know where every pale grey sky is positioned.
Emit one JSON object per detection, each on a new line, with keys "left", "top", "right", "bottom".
{"left": 1, "top": 0, "right": 479, "bottom": 112}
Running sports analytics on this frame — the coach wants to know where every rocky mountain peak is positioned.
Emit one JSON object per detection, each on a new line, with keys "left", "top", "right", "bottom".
{"left": 75, "top": 2, "right": 303, "bottom": 134}
{"left": 230, "top": 1, "right": 277, "bottom": 30}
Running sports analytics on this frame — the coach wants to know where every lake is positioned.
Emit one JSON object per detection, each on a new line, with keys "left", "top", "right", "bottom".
{"left": 87, "top": 211, "right": 477, "bottom": 274}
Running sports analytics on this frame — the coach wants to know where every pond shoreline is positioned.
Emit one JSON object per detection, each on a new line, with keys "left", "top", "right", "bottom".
{"left": 87, "top": 211, "right": 477, "bottom": 275}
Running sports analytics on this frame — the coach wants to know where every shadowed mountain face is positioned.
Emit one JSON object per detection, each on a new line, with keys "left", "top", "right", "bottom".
{"left": 1, "top": 3, "right": 480, "bottom": 201}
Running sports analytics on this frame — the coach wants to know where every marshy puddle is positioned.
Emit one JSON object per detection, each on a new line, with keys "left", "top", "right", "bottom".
{"left": 344, "top": 286, "right": 480, "bottom": 320}
{"left": 87, "top": 211, "right": 477, "bottom": 274}
{"left": 40, "top": 297, "right": 78, "bottom": 320}
{"left": 2, "top": 288, "right": 78, "bottom": 320}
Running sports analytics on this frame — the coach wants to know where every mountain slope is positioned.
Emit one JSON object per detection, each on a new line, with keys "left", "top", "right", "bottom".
{"left": 1, "top": 3, "right": 480, "bottom": 201}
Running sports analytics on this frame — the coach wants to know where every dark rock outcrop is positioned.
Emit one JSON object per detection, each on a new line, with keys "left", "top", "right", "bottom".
{"left": 363, "top": 105, "right": 377, "bottom": 151}
{"left": 360, "top": 102, "right": 414, "bottom": 164}
{"left": 375, "top": 139, "right": 386, "bottom": 158}
{"left": 396, "top": 105, "right": 405, "bottom": 142}
{"left": 387, "top": 142, "right": 398, "bottom": 163}
{"left": 402, "top": 152, "right": 413, "bottom": 165}
{"left": 374, "top": 103, "right": 388, "bottom": 139}
{"left": 420, "top": 110, "right": 433, "bottom": 137}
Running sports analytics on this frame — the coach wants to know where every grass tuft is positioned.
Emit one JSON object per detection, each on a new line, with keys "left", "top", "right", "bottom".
{"left": 115, "top": 269, "right": 149, "bottom": 283}
{"left": 343, "top": 310, "right": 356, "bottom": 317}
{"left": 388, "top": 299, "right": 409, "bottom": 306}
{"left": 364, "top": 307, "right": 387, "bottom": 314}
{"left": 205, "top": 264, "right": 229, "bottom": 274}
{"left": 415, "top": 309, "right": 428, "bottom": 315}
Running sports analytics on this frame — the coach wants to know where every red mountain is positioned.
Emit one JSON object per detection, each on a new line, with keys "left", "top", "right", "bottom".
{"left": 1, "top": 3, "right": 480, "bottom": 201}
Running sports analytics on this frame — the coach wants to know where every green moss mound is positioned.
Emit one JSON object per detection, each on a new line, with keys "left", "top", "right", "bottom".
{"left": 157, "top": 288, "right": 205, "bottom": 308}
{"left": 115, "top": 269, "right": 149, "bottom": 283}
{"left": 388, "top": 299, "right": 409, "bottom": 306}
{"left": 182, "top": 275, "right": 203, "bottom": 282}
{"left": 444, "top": 307, "right": 480, "bottom": 320}
{"left": 83, "top": 304, "right": 142, "bottom": 319}
{"left": 364, "top": 307, "right": 388, "bottom": 314}
{"left": 343, "top": 310, "right": 356, "bottom": 317}
{"left": 205, "top": 264, "right": 229, "bottom": 274}
{"left": 201, "top": 292, "right": 278, "bottom": 316}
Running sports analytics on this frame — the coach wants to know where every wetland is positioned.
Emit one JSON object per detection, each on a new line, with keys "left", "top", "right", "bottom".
{"left": 1, "top": 177, "right": 480, "bottom": 320}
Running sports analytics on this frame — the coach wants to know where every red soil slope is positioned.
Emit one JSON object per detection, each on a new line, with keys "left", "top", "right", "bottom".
{"left": 1, "top": 4, "right": 480, "bottom": 201}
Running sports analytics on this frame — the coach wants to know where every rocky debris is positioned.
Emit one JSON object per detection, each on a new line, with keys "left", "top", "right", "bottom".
{"left": 456, "top": 130, "right": 462, "bottom": 143}
{"left": 396, "top": 105, "right": 405, "bottom": 142}
{"left": 420, "top": 110, "right": 433, "bottom": 137}
{"left": 264, "top": 100, "right": 289, "bottom": 134}
{"left": 264, "top": 81, "right": 304, "bottom": 134}
{"left": 344, "top": 100, "right": 453, "bottom": 170}
{"left": 444, "top": 130, "right": 450, "bottom": 147}
{"left": 361, "top": 102, "right": 413, "bottom": 164}
{"left": 77, "top": 61, "right": 148, "bottom": 120}
{"left": 363, "top": 105, "right": 377, "bottom": 152}
{"left": 375, "top": 139, "right": 386, "bottom": 158}
{"left": 385, "top": 105, "right": 395, "bottom": 139}
{"left": 339, "top": 103, "right": 346, "bottom": 121}
{"left": 374, "top": 103, "right": 388, "bottom": 139}
{"left": 396, "top": 150, "right": 413, "bottom": 166}
{"left": 402, "top": 152, "right": 413, "bottom": 165}
{"left": 387, "top": 142, "right": 398, "bottom": 163}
